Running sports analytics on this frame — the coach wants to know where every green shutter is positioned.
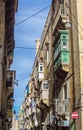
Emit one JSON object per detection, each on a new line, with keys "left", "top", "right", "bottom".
{"left": 61, "top": 51, "right": 69, "bottom": 63}
{"left": 60, "top": 30, "right": 69, "bottom": 63}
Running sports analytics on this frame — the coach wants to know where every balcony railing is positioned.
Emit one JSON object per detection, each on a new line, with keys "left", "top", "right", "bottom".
{"left": 55, "top": 99, "right": 70, "bottom": 115}
{"left": 7, "top": 109, "right": 12, "bottom": 118}
{"left": 8, "top": 99, "right": 14, "bottom": 106}
{"left": 6, "top": 70, "right": 16, "bottom": 96}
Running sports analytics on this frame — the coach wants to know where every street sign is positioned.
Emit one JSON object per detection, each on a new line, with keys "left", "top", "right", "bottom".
{"left": 71, "top": 111, "right": 78, "bottom": 119}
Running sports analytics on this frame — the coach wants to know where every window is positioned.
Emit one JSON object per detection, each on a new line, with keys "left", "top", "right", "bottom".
{"left": 63, "top": 36, "right": 66, "bottom": 39}
{"left": 63, "top": 40, "right": 67, "bottom": 50}
{"left": 43, "top": 83, "right": 48, "bottom": 89}
{"left": 42, "top": 81, "right": 49, "bottom": 90}
{"left": 40, "top": 65, "right": 43, "bottom": 71}
{"left": 47, "top": 45, "right": 50, "bottom": 65}
{"left": 38, "top": 63, "right": 44, "bottom": 72}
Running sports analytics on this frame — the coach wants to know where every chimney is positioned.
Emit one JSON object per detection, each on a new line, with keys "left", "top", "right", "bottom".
{"left": 35, "top": 39, "right": 40, "bottom": 54}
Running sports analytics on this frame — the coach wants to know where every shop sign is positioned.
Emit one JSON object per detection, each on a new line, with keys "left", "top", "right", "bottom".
{"left": 58, "top": 120, "right": 70, "bottom": 127}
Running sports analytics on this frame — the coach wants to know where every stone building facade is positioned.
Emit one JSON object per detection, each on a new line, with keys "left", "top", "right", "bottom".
{"left": 0, "top": 0, "right": 18, "bottom": 129}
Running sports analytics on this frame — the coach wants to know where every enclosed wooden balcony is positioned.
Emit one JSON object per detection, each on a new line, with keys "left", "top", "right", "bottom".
{"left": 40, "top": 81, "right": 49, "bottom": 106}
{"left": 7, "top": 109, "right": 12, "bottom": 119}
{"left": 52, "top": 0, "right": 68, "bottom": 34}
{"left": 53, "top": 30, "right": 69, "bottom": 74}
{"left": 37, "top": 81, "right": 49, "bottom": 109}
{"left": 8, "top": 51, "right": 14, "bottom": 64}
{"left": 37, "top": 62, "right": 44, "bottom": 81}
{"left": 8, "top": 98, "right": 14, "bottom": 107}
{"left": 55, "top": 99, "right": 70, "bottom": 116}
{"left": 6, "top": 70, "right": 16, "bottom": 96}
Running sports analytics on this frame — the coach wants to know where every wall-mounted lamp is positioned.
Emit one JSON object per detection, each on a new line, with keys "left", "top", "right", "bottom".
{"left": 65, "top": 21, "right": 72, "bottom": 29}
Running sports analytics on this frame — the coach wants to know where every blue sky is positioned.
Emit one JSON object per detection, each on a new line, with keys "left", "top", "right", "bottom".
{"left": 11, "top": 0, "right": 52, "bottom": 115}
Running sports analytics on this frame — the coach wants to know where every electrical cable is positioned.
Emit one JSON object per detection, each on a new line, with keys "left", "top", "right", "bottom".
{"left": 19, "top": 76, "right": 29, "bottom": 82}
{"left": 15, "top": 46, "right": 47, "bottom": 51}
{"left": 14, "top": 2, "right": 83, "bottom": 31}
{"left": 5, "top": 4, "right": 51, "bottom": 32}
{"left": 15, "top": 46, "right": 36, "bottom": 50}
{"left": 14, "top": 3, "right": 83, "bottom": 86}
{"left": 13, "top": 3, "right": 83, "bottom": 114}
{"left": 15, "top": 5, "right": 51, "bottom": 26}
{"left": 15, "top": 46, "right": 83, "bottom": 54}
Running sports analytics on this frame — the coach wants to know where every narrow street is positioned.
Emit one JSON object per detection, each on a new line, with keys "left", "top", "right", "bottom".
{"left": 0, "top": 0, "right": 83, "bottom": 130}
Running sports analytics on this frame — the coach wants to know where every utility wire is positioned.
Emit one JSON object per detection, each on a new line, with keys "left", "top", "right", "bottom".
{"left": 15, "top": 3, "right": 83, "bottom": 31}
{"left": 15, "top": 46, "right": 83, "bottom": 53}
{"left": 19, "top": 76, "right": 30, "bottom": 82}
{"left": 15, "top": 5, "right": 51, "bottom": 26}
{"left": 5, "top": 4, "right": 51, "bottom": 31}
{"left": 14, "top": 3, "right": 83, "bottom": 84}
{"left": 15, "top": 46, "right": 36, "bottom": 50}
{"left": 15, "top": 46, "right": 48, "bottom": 51}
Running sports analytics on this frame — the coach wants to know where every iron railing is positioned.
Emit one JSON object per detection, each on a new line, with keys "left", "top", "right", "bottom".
{"left": 55, "top": 99, "right": 70, "bottom": 115}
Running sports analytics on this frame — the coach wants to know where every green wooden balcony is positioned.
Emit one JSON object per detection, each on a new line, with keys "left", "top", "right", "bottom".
{"left": 53, "top": 30, "right": 69, "bottom": 72}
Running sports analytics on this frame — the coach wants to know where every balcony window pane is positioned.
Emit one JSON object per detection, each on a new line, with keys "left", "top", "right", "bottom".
{"left": 63, "top": 85, "right": 67, "bottom": 100}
